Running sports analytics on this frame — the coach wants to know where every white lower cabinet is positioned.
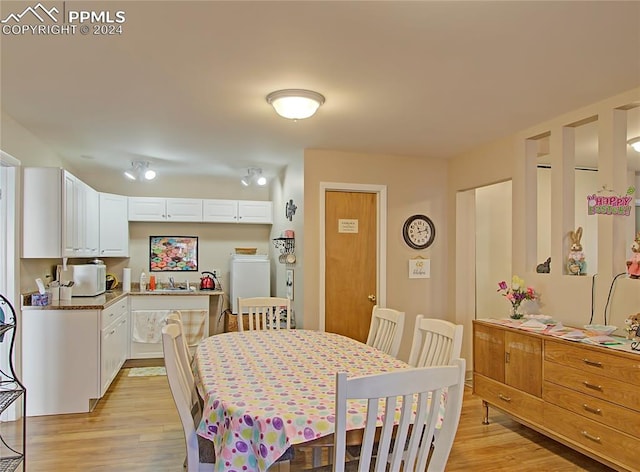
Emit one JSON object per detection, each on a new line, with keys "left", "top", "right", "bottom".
{"left": 23, "top": 308, "right": 101, "bottom": 416}
{"left": 100, "top": 299, "right": 129, "bottom": 396}
{"left": 22, "top": 297, "right": 130, "bottom": 416}
{"left": 129, "top": 295, "right": 209, "bottom": 359}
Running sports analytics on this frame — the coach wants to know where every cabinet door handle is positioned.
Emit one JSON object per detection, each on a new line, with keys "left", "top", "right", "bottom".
{"left": 582, "top": 358, "right": 602, "bottom": 368}
{"left": 583, "top": 381, "right": 603, "bottom": 391}
{"left": 110, "top": 329, "right": 116, "bottom": 335}
{"left": 582, "top": 404, "right": 602, "bottom": 415}
{"left": 581, "top": 431, "right": 601, "bottom": 443}
{"left": 505, "top": 352, "right": 510, "bottom": 363}
{"left": 498, "top": 393, "right": 512, "bottom": 403}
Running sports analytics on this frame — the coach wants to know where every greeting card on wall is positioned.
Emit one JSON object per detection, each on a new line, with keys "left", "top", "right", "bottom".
{"left": 150, "top": 236, "right": 198, "bottom": 272}
{"left": 409, "top": 257, "right": 430, "bottom": 279}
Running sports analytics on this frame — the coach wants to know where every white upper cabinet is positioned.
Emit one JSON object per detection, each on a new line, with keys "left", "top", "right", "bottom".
{"left": 23, "top": 167, "right": 62, "bottom": 258}
{"left": 238, "top": 200, "right": 273, "bottom": 224}
{"left": 203, "top": 199, "right": 240, "bottom": 223}
{"left": 166, "top": 198, "right": 203, "bottom": 221}
{"left": 84, "top": 184, "right": 100, "bottom": 257}
{"left": 203, "top": 199, "right": 273, "bottom": 224}
{"left": 128, "top": 197, "right": 203, "bottom": 222}
{"left": 23, "top": 168, "right": 100, "bottom": 259}
{"left": 99, "top": 193, "right": 129, "bottom": 257}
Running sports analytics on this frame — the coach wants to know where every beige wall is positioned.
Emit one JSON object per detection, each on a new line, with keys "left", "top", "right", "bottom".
{"left": 303, "top": 149, "right": 448, "bottom": 362}
{"left": 449, "top": 87, "right": 640, "bottom": 340}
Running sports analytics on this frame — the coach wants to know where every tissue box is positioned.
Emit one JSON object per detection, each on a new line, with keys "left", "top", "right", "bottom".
{"left": 31, "top": 293, "right": 50, "bottom": 306}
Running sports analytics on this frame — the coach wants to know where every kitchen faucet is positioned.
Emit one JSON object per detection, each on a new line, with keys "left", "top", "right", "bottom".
{"left": 168, "top": 277, "right": 175, "bottom": 289}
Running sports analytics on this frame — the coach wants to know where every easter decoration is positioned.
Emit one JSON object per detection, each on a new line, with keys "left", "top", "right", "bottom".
{"left": 626, "top": 232, "right": 640, "bottom": 279}
{"left": 566, "top": 227, "right": 586, "bottom": 275}
{"left": 536, "top": 257, "right": 551, "bottom": 273}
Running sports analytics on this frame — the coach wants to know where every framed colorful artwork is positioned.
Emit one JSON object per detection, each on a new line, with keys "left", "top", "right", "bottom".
{"left": 149, "top": 236, "right": 198, "bottom": 272}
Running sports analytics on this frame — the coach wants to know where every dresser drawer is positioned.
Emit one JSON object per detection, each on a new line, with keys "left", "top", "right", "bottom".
{"left": 545, "top": 361, "right": 640, "bottom": 412}
{"left": 101, "top": 298, "right": 128, "bottom": 329}
{"left": 543, "top": 381, "right": 640, "bottom": 438}
{"left": 474, "top": 374, "right": 543, "bottom": 424}
{"left": 545, "top": 339, "right": 640, "bottom": 387}
{"left": 544, "top": 403, "right": 637, "bottom": 471}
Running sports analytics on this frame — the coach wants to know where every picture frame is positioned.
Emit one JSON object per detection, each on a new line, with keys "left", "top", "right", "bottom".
{"left": 286, "top": 268, "right": 294, "bottom": 300}
{"left": 149, "top": 236, "right": 198, "bottom": 272}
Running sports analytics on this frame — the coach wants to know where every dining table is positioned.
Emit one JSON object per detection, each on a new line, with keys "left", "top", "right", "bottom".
{"left": 193, "top": 329, "right": 412, "bottom": 472}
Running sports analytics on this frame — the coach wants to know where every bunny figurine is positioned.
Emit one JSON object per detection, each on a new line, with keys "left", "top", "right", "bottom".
{"left": 626, "top": 232, "right": 640, "bottom": 279}
{"left": 567, "top": 227, "right": 586, "bottom": 275}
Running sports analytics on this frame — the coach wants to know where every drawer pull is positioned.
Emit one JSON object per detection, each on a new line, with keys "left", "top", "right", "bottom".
{"left": 583, "top": 381, "right": 603, "bottom": 391}
{"left": 582, "top": 358, "right": 602, "bottom": 368}
{"left": 581, "top": 431, "right": 601, "bottom": 443}
{"left": 582, "top": 404, "right": 602, "bottom": 415}
{"left": 498, "top": 393, "right": 512, "bottom": 403}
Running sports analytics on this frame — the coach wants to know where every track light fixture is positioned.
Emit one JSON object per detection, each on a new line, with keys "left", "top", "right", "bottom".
{"left": 124, "top": 160, "right": 156, "bottom": 181}
{"left": 241, "top": 168, "right": 267, "bottom": 187}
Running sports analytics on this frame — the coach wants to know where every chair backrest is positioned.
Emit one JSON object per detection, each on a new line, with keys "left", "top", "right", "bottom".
{"left": 236, "top": 297, "right": 292, "bottom": 331}
{"left": 162, "top": 324, "right": 207, "bottom": 471}
{"left": 365, "top": 305, "right": 405, "bottom": 357}
{"left": 166, "top": 311, "right": 201, "bottom": 406}
{"left": 330, "top": 358, "right": 466, "bottom": 472}
{"left": 407, "top": 315, "right": 463, "bottom": 367}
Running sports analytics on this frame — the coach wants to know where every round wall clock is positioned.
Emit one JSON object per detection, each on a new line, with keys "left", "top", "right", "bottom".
{"left": 402, "top": 214, "right": 436, "bottom": 250}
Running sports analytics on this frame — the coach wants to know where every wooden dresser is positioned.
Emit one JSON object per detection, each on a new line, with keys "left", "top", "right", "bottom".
{"left": 473, "top": 320, "right": 640, "bottom": 472}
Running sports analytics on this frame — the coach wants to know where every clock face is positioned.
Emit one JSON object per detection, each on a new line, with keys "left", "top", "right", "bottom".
{"left": 403, "top": 215, "right": 436, "bottom": 250}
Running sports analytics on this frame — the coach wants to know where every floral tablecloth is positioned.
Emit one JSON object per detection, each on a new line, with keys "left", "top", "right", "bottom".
{"left": 194, "top": 329, "right": 410, "bottom": 472}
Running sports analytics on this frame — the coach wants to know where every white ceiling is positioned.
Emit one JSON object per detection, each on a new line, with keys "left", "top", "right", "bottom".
{"left": 1, "top": 1, "right": 640, "bottom": 180}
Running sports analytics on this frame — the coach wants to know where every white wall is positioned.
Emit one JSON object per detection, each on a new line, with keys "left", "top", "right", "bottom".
{"left": 269, "top": 159, "right": 305, "bottom": 326}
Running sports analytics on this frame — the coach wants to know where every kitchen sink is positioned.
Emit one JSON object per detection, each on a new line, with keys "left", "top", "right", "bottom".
{"left": 147, "top": 287, "right": 196, "bottom": 293}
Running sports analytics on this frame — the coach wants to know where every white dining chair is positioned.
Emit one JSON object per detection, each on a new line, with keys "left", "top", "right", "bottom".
{"left": 237, "top": 297, "right": 292, "bottom": 331}
{"left": 407, "top": 315, "right": 463, "bottom": 367}
{"left": 308, "top": 359, "right": 466, "bottom": 472}
{"left": 162, "top": 324, "right": 216, "bottom": 472}
{"left": 365, "top": 305, "right": 405, "bottom": 358}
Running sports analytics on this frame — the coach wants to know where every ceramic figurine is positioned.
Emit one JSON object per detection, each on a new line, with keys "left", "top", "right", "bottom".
{"left": 567, "top": 227, "right": 586, "bottom": 275}
{"left": 626, "top": 232, "right": 640, "bottom": 279}
{"left": 625, "top": 313, "right": 640, "bottom": 340}
{"left": 536, "top": 257, "right": 551, "bottom": 273}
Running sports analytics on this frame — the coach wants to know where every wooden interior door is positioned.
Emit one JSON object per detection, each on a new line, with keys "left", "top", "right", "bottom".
{"left": 325, "top": 191, "right": 377, "bottom": 342}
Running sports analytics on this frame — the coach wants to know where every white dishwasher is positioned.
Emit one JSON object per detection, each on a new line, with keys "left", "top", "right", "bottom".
{"left": 129, "top": 295, "right": 209, "bottom": 359}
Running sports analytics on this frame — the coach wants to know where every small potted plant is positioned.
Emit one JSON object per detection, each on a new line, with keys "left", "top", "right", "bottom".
{"left": 497, "top": 275, "right": 538, "bottom": 320}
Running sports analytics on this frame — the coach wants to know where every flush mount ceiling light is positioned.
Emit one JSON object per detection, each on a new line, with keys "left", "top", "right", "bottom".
{"left": 628, "top": 137, "right": 640, "bottom": 152}
{"left": 124, "top": 160, "right": 156, "bottom": 181}
{"left": 266, "top": 89, "right": 325, "bottom": 120}
{"left": 241, "top": 167, "right": 267, "bottom": 187}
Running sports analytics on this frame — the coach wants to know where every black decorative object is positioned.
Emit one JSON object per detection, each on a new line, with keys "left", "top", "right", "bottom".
{"left": 285, "top": 199, "right": 297, "bottom": 221}
{"left": 0, "top": 294, "right": 26, "bottom": 470}
{"left": 536, "top": 257, "right": 551, "bottom": 273}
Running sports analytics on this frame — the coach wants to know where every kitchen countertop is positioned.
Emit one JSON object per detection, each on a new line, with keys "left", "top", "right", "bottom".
{"left": 22, "top": 288, "right": 224, "bottom": 310}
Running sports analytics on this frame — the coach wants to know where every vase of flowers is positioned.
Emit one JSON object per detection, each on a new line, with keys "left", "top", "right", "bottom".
{"left": 497, "top": 275, "right": 537, "bottom": 320}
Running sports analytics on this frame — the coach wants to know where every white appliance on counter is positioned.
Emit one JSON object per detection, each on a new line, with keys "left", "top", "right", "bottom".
{"left": 56, "top": 264, "right": 106, "bottom": 296}
{"left": 230, "top": 254, "right": 270, "bottom": 314}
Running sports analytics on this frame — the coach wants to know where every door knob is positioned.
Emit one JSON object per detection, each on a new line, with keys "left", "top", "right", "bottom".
{"left": 368, "top": 294, "right": 376, "bottom": 302}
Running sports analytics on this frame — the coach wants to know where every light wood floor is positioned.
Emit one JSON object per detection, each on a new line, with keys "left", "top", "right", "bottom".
{"left": 6, "top": 369, "right": 614, "bottom": 471}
